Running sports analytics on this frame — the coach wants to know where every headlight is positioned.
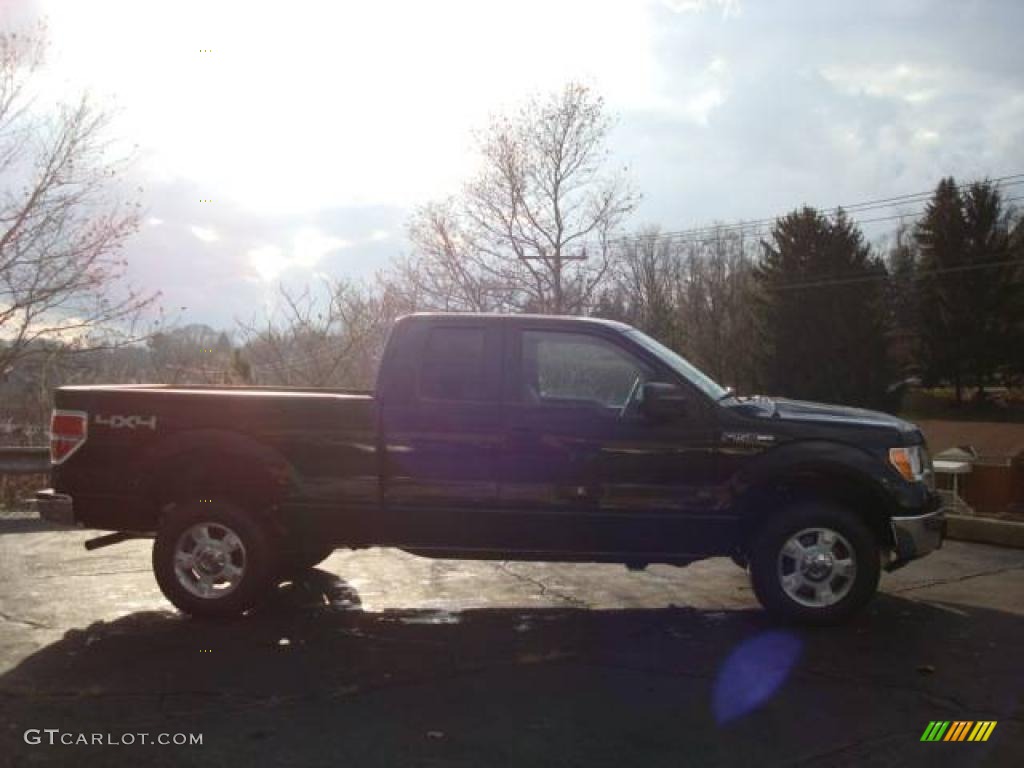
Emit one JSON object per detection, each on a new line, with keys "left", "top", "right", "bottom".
{"left": 889, "top": 445, "right": 933, "bottom": 486}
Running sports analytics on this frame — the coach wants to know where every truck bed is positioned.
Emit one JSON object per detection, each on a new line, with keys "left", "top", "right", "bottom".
{"left": 52, "top": 384, "right": 379, "bottom": 532}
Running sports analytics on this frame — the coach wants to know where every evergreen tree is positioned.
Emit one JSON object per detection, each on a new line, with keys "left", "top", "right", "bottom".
{"left": 914, "top": 178, "right": 966, "bottom": 399}
{"left": 756, "top": 207, "right": 890, "bottom": 407}
{"left": 887, "top": 223, "right": 919, "bottom": 379}
{"left": 915, "top": 178, "right": 1021, "bottom": 402}
{"left": 1010, "top": 218, "right": 1024, "bottom": 385}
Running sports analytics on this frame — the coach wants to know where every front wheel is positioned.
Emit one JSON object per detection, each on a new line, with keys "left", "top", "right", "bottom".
{"left": 749, "top": 501, "right": 880, "bottom": 625}
{"left": 153, "top": 500, "right": 279, "bottom": 618}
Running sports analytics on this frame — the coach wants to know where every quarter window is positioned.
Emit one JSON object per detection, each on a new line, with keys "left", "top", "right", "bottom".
{"left": 419, "top": 327, "right": 489, "bottom": 401}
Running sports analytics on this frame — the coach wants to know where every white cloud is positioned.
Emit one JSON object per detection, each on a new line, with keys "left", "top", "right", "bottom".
{"left": 904, "top": 90, "right": 937, "bottom": 105}
{"left": 367, "top": 229, "right": 391, "bottom": 242}
{"left": 661, "top": 0, "right": 741, "bottom": 17}
{"left": 0, "top": 311, "right": 92, "bottom": 343}
{"left": 652, "top": 55, "right": 731, "bottom": 125}
{"left": 292, "top": 228, "right": 349, "bottom": 267}
{"left": 147, "top": 217, "right": 164, "bottom": 226}
{"left": 684, "top": 87, "right": 727, "bottom": 125}
{"left": 821, "top": 63, "right": 935, "bottom": 103}
{"left": 247, "top": 228, "right": 350, "bottom": 283}
{"left": 706, "top": 56, "right": 729, "bottom": 76}
{"left": 248, "top": 245, "right": 286, "bottom": 283}
{"left": 189, "top": 225, "right": 220, "bottom": 243}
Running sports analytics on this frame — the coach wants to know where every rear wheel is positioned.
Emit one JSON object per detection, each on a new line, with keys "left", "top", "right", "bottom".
{"left": 749, "top": 500, "right": 880, "bottom": 625}
{"left": 153, "top": 500, "right": 278, "bottom": 618}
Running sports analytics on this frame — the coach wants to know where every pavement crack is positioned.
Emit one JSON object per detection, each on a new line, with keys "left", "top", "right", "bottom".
{"left": 791, "top": 730, "right": 906, "bottom": 766}
{"left": 492, "top": 561, "right": 589, "bottom": 608}
{"left": 35, "top": 568, "right": 153, "bottom": 579}
{"left": 795, "top": 667, "right": 971, "bottom": 711}
{"left": 0, "top": 609, "right": 50, "bottom": 629}
{"left": 888, "top": 564, "right": 1024, "bottom": 594}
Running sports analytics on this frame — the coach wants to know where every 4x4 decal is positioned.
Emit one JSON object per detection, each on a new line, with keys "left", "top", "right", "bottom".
{"left": 94, "top": 414, "right": 157, "bottom": 430}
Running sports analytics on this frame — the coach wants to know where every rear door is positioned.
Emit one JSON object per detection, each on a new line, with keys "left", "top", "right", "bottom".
{"left": 379, "top": 320, "right": 504, "bottom": 547}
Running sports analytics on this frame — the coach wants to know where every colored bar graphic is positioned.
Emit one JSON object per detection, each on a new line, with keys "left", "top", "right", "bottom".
{"left": 921, "top": 721, "right": 950, "bottom": 741}
{"left": 921, "top": 720, "right": 996, "bottom": 742}
{"left": 973, "top": 722, "right": 997, "bottom": 742}
{"left": 948, "top": 721, "right": 972, "bottom": 741}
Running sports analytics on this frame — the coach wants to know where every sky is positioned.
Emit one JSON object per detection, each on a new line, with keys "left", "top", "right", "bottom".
{"left": 3, "top": 0, "right": 1023, "bottom": 330}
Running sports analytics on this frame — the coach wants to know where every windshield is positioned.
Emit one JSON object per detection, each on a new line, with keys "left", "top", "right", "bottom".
{"left": 625, "top": 329, "right": 729, "bottom": 402}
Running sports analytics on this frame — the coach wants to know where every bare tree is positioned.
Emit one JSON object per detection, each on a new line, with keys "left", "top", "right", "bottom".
{"left": 403, "top": 83, "right": 637, "bottom": 315}
{"left": 237, "top": 277, "right": 411, "bottom": 389}
{"left": 676, "top": 227, "right": 759, "bottom": 391}
{"left": 0, "top": 25, "right": 155, "bottom": 379}
{"left": 598, "top": 225, "right": 760, "bottom": 393}
{"left": 614, "top": 228, "right": 685, "bottom": 344}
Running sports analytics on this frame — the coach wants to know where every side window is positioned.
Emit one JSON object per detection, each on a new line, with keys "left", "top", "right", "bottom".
{"left": 521, "top": 331, "right": 651, "bottom": 408}
{"left": 419, "top": 327, "right": 489, "bottom": 402}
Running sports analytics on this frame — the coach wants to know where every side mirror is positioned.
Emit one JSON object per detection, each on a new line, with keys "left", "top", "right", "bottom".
{"left": 641, "top": 382, "right": 688, "bottom": 420}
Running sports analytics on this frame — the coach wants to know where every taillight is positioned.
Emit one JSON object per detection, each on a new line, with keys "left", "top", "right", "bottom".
{"left": 50, "top": 410, "right": 88, "bottom": 464}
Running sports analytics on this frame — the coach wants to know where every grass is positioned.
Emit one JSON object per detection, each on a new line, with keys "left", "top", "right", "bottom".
{"left": 898, "top": 387, "right": 1024, "bottom": 423}
{"left": 0, "top": 474, "right": 45, "bottom": 511}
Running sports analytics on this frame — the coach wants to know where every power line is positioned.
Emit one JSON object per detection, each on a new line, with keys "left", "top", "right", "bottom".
{"left": 605, "top": 172, "right": 1024, "bottom": 248}
{"left": 767, "top": 257, "right": 1023, "bottom": 293}
{"left": 622, "top": 193, "right": 1024, "bottom": 251}
{"left": 618, "top": 173, "right": 1024, "bottom": 244}
{"left": 618, "top": 181, "right": 1024, "bottom": 248}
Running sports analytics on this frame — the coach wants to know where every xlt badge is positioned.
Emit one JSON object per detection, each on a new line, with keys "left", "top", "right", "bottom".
{"left": 722, "top": 431, "right": 775, "bottom": 448}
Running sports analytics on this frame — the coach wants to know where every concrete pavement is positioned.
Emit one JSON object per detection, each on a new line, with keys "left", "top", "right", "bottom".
{"left": 1, "top": 517, "right": 1022, "bottom": 767}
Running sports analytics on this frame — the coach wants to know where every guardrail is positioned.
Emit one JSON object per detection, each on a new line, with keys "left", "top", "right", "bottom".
{"left": 0, "top": 447, "right": 50, "bottom": 475}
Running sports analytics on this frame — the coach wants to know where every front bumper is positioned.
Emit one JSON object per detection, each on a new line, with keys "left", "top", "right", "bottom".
{"left": 889, "top": 506, "right": 945, "bottom": 568}
{"left": 35, "top": 489, "right": 76, "bottom": 527}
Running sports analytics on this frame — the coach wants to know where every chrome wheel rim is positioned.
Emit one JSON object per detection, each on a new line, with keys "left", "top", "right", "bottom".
{"left": 777, "top": 527, "right": 856, "bottom": 608}
{"left": 173, "top": 522, "right": 247, "bottom": 599}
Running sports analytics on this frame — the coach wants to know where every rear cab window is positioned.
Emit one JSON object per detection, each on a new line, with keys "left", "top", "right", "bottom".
{"left": 418, "top": 326, "right": 498, "bottom": 402}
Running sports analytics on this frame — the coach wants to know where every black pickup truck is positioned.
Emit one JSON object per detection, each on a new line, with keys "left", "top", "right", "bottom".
{"left": 37, "top": 313, "right": 944, "bottom": 624}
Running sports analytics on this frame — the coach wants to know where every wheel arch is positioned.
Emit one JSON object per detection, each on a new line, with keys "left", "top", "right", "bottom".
{"left": 139, "top": 429, "right": 297, "bottom": 532}
{"left": 733, "top": 444, "right": 898, "bottom": 554}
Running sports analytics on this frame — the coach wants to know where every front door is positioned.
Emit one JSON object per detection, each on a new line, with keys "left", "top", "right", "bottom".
{"left": 500, "top": 327, "right": 727, "bottom": 558}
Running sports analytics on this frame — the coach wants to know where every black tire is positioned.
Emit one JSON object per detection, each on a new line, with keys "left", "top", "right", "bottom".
{"left": 278, "top": 543, "right": 335, "bottom": 579}
{"left": 749, "top": 500, "right": 881, "bottom": 626}
{"left": 153, "top": 500, "right": 279, "bottom": 619}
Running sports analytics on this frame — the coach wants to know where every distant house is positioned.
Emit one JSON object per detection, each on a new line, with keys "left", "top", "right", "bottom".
{"left": 918, "top": 420, "right": 1024, "bottom": 518}
{"left": 918, "top": 420, "right": 1024, "bottom": 465}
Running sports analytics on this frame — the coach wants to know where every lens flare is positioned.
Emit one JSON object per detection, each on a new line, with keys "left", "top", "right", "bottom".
{"left": 712, "top": 630, "right": 802, "bottom": 724}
